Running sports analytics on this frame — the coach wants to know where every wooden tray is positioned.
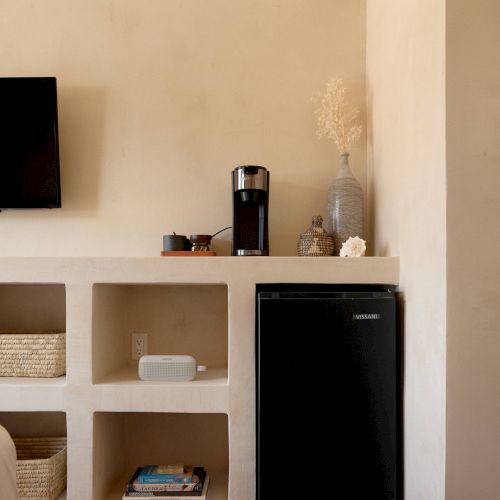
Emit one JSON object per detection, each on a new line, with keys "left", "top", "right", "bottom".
{"left": 161, "top": 251, "right": 216, "bottom": 256}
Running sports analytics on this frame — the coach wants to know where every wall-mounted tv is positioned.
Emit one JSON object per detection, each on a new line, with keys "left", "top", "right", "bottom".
{"left": 0, "top": 77, "right": 61, "bottom": 209}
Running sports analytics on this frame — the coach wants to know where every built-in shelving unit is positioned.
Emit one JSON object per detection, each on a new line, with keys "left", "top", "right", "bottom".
{"left": 0, "top": 257, "right": 399, "bottom": 500}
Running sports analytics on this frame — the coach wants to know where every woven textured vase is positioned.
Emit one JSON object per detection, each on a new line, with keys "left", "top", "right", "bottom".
{"left": 326, "top": 153, "right": 364, "bottom": 255}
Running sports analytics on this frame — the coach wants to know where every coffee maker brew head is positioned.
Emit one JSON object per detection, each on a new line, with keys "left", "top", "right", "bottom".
{"left": 232, "top": 166, "right": 270, "bottom": 256}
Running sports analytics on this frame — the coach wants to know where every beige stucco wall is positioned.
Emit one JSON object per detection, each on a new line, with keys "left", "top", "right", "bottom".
{"left": 0, "top": 0, "right": 366, "bottom": 257}
{"left": 446, "top": 1, "right": 500, "bottom": 498}
{"left": 366, "top": 1, "right": 447, "bottom": 498}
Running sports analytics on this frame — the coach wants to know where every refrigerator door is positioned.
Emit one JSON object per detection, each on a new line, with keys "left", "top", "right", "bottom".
{"left": 257, "top": 286, "right": 398, "bottom": 500}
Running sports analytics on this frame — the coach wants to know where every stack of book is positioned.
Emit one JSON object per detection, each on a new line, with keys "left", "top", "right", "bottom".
{"left": 122, "top": 465, "right": 210, "bottom": 499}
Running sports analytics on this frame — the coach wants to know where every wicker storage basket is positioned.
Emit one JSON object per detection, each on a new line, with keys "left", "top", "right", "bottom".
{"left": 14, "top": 437, "right": 67, "bottom": 500}
{"left": 0, "top": 332, "right": 66, "bottom": 377}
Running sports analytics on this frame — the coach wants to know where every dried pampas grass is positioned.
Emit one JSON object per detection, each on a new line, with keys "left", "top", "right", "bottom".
{"left": 313, "top": 77, "right": 362, "bottom": 154}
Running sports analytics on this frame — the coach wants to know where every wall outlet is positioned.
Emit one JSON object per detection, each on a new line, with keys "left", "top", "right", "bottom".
{"left": 131, "top": 333, "right": 148, "bottom": 360}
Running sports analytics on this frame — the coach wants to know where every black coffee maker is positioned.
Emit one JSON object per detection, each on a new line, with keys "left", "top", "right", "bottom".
{"left": 232, "top": 166, "right": 269, "bottom": 256}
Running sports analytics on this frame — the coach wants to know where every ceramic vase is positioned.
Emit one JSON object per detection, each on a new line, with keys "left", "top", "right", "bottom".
{"left": 326, "top": 153, "right": 364, "bottom": 255}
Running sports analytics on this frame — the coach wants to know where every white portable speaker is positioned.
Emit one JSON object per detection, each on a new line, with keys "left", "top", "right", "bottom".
{"left": 138, "top": 355, "right": 199, "bottom": 382}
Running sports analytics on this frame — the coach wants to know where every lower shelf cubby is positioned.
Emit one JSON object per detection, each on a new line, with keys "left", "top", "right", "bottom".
{"left": 93, "top": 412, "right": 229, "bottom": 500}
{"left": 0, "top": 411, "right": 67, "bottom": 500}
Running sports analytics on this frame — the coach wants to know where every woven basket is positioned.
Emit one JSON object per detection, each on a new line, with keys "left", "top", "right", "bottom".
{"left": 14, "top": 437, "right": 67, "bottom": 500}
{"left": 297, "top": 215, "right": 334, "bottom": 256}
{"left": 0, "top": 332, "right": 66, "bottom": 377}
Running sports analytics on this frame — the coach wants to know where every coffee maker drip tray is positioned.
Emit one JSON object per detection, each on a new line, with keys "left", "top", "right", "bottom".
{"left": 236, "top": 250, "right": 265, "bottom": 256}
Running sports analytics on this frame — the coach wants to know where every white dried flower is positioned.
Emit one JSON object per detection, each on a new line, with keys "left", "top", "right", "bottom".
{"left": 339, "top": 236, "right": 366, "bottom": 257}
{"left": 313, "top": 77, "right": 362, "bottom": 154}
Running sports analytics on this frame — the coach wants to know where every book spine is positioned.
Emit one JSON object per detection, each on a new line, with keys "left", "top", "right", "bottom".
{"left": 137, "top": 476, "right": 193, "bottom": 484}
{"left": 127, "top": 484, "right": 201, "bottom": 493}
{"left": 137, "top": 466, "right": 194, "bottom": 484}
{"left": 123, "top": 495, "right": 201, "bottom": 499}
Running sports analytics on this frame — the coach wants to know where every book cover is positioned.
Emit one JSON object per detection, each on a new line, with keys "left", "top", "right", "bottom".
{"left": 126, "top": 468, "right": 206, "bottom": 494}
{"left": 137, "top": 465, "right": 195, "bottom": 484}
{"left": 122, "top": 474, "right": 210, "bottom": 499}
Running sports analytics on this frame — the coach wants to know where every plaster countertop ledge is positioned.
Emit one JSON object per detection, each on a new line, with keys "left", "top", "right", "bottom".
{"left": 0, "top": 256, "right": 399, "bottom": 286}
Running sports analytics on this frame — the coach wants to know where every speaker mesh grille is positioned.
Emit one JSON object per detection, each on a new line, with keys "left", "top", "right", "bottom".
{"left": 141, "top": 361, "right": 195, "bottom": 381}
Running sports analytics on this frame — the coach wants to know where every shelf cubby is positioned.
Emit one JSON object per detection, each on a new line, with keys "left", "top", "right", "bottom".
{"left": 92, "top": 284, "right": 228, "bottom": 384}
{"left": 0, "top": 284, "right": 66, "bottom": 333}
{"left": 0, "top": 284, "right": 67, "bottom": 385}
{"left": 0, "top": 410, "right": 67, "bottom": 437}
{"left": 0, "top": 411, "right": 67, "bottom": 499}
{"left": 93, "top": 412, "right": 228, "bottom": 500}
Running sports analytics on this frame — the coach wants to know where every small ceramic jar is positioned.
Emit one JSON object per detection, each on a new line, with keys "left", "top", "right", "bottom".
{"left": 163, "top": 234, "right": 190, "bottom": 251}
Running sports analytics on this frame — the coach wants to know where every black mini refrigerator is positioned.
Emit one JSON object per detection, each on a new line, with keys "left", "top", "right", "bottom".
{"left": 256, "top": 284, "right": 400, "bottom": 500}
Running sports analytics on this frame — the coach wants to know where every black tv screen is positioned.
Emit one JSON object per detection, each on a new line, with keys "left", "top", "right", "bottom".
{"left": 0, "top": 77, "right": 61, "bottom": 208}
